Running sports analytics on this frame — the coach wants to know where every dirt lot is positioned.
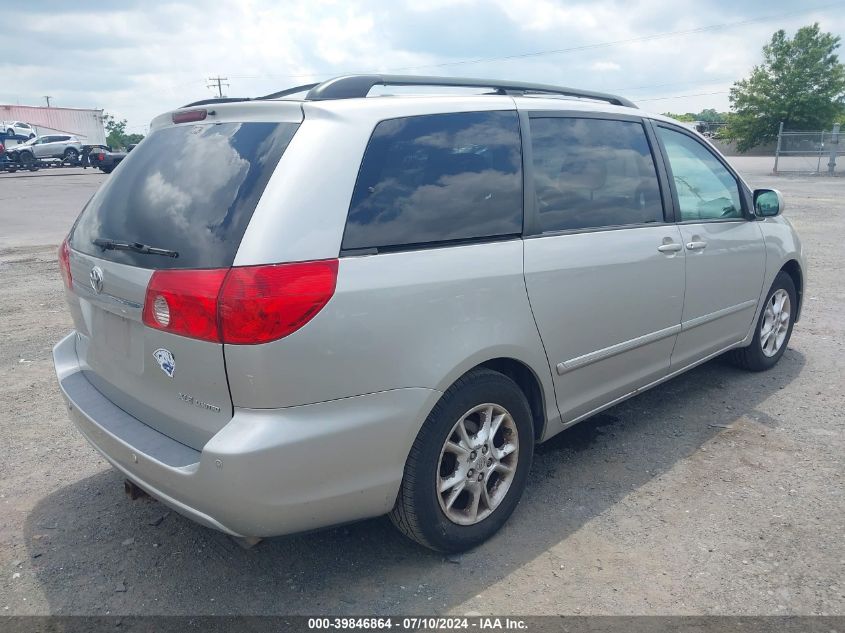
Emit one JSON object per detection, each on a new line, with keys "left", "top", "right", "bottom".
{"left": 0, "top": 159, "right": 842, "bottom": 616}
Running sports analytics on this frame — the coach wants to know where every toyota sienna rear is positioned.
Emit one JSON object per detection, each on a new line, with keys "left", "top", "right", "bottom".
{"left": 54, "top": 75, "right": 804, "bottom": 552}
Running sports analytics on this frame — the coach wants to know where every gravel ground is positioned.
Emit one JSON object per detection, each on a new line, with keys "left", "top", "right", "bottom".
{"left": 0, "top": 158, "right": 842, "bottom": 615}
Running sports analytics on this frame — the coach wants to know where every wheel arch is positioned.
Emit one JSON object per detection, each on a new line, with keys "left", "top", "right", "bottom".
{"left": 472, "top": 357, "right": 549, "bottom": 443}
{"left": 780, "top": 259, "right": 803, "bottom": 322}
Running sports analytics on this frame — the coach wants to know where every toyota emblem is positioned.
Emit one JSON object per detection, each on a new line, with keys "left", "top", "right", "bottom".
{"left": 89, "top": 266, "right": 104, "bottom": 294}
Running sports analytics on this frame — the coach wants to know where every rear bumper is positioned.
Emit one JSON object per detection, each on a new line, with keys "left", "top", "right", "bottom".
{"left": 53, "top": 332, "right": 440, "bottom": 537}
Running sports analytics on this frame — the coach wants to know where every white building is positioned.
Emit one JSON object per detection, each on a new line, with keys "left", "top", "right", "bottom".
{"left": 0, "top": 104, "right": 106, "bottom": 145}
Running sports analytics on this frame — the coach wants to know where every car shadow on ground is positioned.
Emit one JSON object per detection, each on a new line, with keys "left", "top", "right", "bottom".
{"left": 24, "top": 349, "right": 805, "bottom": 615}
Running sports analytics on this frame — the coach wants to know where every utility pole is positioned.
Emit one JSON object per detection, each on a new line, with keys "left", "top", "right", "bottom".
{"left": 207, "top": 76, "right": 229, "bottom": 98}
{"left": 828, "top": 123, "right": 840, "bottom": 175}
{"left": 43, "top": 96, "right": 52, "bottom": 107}
{"left": 773, "top": 121, "right": 784, "bottom": 174}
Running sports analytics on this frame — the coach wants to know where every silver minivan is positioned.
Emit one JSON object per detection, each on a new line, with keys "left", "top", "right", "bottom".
{"left": 53, "top": 75, "right": 804, "bottom": 552}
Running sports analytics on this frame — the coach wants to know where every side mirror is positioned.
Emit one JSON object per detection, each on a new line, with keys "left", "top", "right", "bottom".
{"left": 754, "top": 189, "right": 785, "bottom": 217}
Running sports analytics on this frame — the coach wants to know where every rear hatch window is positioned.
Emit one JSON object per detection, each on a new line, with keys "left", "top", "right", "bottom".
{"left": 70, "top": 121, "right": 299, "bottom": 268}
{"left": 64, "top": 119, "right": 298, "bottom": 450}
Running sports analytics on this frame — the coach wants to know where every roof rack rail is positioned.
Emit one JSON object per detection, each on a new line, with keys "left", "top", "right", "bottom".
{"left": 301, "top": 74, "right": 637, "bottom": 108}
{"left": 177, "top": 75, "right": 636, "bottom": 111}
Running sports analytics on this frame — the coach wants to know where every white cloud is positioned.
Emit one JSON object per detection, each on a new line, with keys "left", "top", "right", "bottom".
{"left": 1, "top": 0, "right": 843, "bottom": 128}
{"left": 591, "top": 61, "right": 622, "bottom": 72}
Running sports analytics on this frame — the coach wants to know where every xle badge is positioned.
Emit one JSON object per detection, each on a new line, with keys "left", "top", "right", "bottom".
{"left": 153, "top": 348, "right": 175, "bottom": 378}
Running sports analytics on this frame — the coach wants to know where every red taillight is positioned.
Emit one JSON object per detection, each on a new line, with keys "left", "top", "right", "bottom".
{"left": 141, "top": 260, "right": 338, "bottom": 344}
{"left": 97, "top": 152, "right": 105, "bottom": 160}
{"left": 58, "top": 238, "right": 72, "bottom": 289}
{"left": 219, "top": 260, "right": 339, "bottom": 345}
{"left": 142, "top": 269, "right": 227, "bottom": 342}
{"left": 172, "top": 109, "right": 207, "bottom": 124}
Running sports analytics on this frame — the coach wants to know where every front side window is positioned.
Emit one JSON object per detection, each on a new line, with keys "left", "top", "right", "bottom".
{"left": 343, "top": 111, "right": 523, "bottom": 252}
{"left": 657, "top": 127, "right": 743, "bottom": 221}
{"left": 530, "top": 117, "right": 664, "bottom": 232}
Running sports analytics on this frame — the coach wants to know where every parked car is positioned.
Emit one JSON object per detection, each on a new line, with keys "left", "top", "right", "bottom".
{"left": 10, "top": 134, "right": 83, "bottom": 164}
{"left": 87, "top": 144, "right": 135, "bottom": 173}
{"left": 2, "top": 120, "right": 36, "bottom": 138}
{"left": 53, "top": 75, "right": 805, "bottom": 552}
{"left": 1, "top": 138, "right": 36, "bottom": 172}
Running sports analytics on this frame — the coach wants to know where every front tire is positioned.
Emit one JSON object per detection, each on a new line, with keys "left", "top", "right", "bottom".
{"left": 390, "top": 368, "right": 534, "bottom": 552}
{"left": 729, "top": 271, "right": 796, "bottom": 371}
{"left": 18, "top": 151, "right": 38, "bottom": 171}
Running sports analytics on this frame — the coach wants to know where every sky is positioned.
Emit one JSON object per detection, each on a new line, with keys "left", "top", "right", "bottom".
{"left": 3, "top": 0, "right": 844, "bottom": 133}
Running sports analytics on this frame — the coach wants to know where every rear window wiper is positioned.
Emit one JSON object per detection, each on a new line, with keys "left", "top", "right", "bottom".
{"left": 93, "top": 238, "right": 179, "bottom": 258}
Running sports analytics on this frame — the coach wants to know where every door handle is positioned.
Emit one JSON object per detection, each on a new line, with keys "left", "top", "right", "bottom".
{"left": 657, "top": 243, "right": 683, "bottom": 253}
{"left": 686, "top": 241, "right": 707, "bottom": 250}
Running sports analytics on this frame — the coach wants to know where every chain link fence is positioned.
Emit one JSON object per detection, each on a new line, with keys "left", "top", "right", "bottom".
{"left": 774, "top": 123, "right": 843, "bottom": 175}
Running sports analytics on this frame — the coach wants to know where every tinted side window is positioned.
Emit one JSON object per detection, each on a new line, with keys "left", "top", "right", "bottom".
{"left": 530, "top": 117, "right": 663, "bottom": 232}
{"left": 343, "top": 111, "right": 522, "bottom": 251}
{"left": 657, "top": 127, "right": 742, "bottom": 221}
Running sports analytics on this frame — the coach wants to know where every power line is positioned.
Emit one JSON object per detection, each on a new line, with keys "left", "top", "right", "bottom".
{"left": 381, "top": 1, "right": 845, "bottom": 72}
{"left": 638, "top": 90, "right": 730, "bottom": 102}
{"left": 607, "top": 76, "right": 734, "bottom": 93}
{"left": 226, "top": 0, "right": 844, "bottom": 81}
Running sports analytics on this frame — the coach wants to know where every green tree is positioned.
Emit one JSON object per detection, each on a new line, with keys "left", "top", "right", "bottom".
{"left": 662, "top": 110, "right": 728, "bottom": 123}
{"left": 725, "top": 24, "right": 845, "bottom": 151}
{"left": 696, "top": 108, "right": 726, "bottom": 123}
{"left": 104, "top": 113, "right": 144, "bottom": 150}
{"left": 662, "top": 112, "right": 697, "bottom": 122}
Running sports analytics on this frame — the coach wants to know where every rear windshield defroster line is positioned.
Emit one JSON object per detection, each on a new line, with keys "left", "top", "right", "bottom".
{"left": 71, "top": 121, "right": 299, "bottom": 270}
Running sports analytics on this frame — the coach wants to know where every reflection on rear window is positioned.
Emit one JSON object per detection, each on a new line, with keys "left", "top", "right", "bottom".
{"left": 71, "top": 121, "right": 299, "bottom": 269}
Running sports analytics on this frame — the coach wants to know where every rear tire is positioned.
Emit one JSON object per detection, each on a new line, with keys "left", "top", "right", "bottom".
{"left": 63, "top": 148, "right": 79, "bottom": 164}
{"left": 728, "top": 271, "right": 796, "bottom": 371}
{"left": 390, "top": 368, "right": 534, "bottom": 552}
{"left": 6, "top": 129, "right": 13, "bottom": 137}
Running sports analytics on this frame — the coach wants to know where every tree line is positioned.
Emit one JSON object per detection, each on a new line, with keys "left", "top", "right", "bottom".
{"left": 103, "top": 114, "right": 145, "bottom": 150}
{"left": 666, "top": 23, "right": 844, "bottom": 151}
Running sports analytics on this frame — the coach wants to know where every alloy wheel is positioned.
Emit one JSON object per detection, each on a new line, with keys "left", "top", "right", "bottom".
{"left": 436, "top": 403, "right": 519, "bottom": 526}
{"left": 760, "top": 288, "right": 791, "bottom": 357}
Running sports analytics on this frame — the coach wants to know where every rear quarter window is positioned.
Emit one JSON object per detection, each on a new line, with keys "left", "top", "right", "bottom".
{"left": 71, "top": 121, "right": 299, "bottom": 269}
{"left": 342, "top": 110, "right": 523, "bottom": 252}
